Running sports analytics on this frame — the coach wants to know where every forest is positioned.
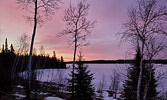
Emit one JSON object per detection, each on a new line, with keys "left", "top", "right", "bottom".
{"left": 0, "top": 0, "right": 167, "bottom": 100}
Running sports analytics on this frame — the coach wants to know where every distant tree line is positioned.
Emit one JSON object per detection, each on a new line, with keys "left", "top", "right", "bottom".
{"left": 13, "top": 53, "right": 66, "bottom": 72}
{"left": 0, "top": 38, "right": 66, "bottom": 96}
{"left": 0, "top": 38, "right": 15, "bottom": 95}
{"left": 66, "top": 59, "right": 167, "bottom": 64}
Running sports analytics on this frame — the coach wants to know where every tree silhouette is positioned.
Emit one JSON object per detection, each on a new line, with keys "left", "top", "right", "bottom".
{"left": 10, "top": 44, "right": 15, "bottom": 54}
{"left": 60, "top": 1, "right": 95, "bottom": 96}
{"left": 67, "top": 53, "right": 94, "bottom": 100}
{"left": 119, "top": 0, "right": 167, "bottom": 99}
{"left": 16, "top": 33, "right": 30, "bottom": 55}
{"left": 2, "top": 44, "right": 4, "bottom": 53}
{"left": 5, "top": 38, "right": 8, "bottom": 53}
{"left": 124, "top": 48, "right": 158, "bottom": 100}
{"left": 0, "top": 40, "right": 16, "bottom": 96}
{"left": 17, "top": 0, "right": 61, "bottom": 99}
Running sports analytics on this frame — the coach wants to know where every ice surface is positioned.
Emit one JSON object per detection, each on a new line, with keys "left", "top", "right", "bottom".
{"left": 34, "top": 64, "right": 167, "bottom": 98}
{"left": 36, "top": 64, "right": 128, "bottom": 91}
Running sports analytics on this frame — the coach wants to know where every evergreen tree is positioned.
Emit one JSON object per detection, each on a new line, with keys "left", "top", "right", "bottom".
{"left": 61, "top": 56, "right": 63, "bottom": 63}
{"left": 53, "top": 51, "right": 56, "bottom": 58}
{"left": 123, "top": 48, "right": 158, "bottom": 100}
{"left": 10, "top": 44, "right": 15, "bottom": 54}
{"left": 2, "top": 44, "right": 4, "bottom": 53}
{"left": 60, "top": 56, "right": 66, "bottom": 68}
{"left": 5, "top": 38, "right": 8, "bottom": 53}
{"left": 68, "top": 54, "right": 94, "bottom": 100}
{"left": 0, "top": 44, "right": 16, "bottom": 96}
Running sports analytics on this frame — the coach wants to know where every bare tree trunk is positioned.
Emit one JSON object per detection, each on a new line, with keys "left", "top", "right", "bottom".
{"left": 119, "top": 0, "right": 167, "bottom": 99}
{"left": 143, "top": 59, "right": 153, "bottom": 100}
{"left": 109, "top": 69, "right": 120, "bottom": 99}
{"left": 98, "top": 74, "right": 106, "bottom": 97}
{"left": 26, "top": 0, "right": 37, "bottom": 99}
{"left": 72, "top": 33, "right": 77, "bottom": 97}
{"left": 11, "top": 56, "right": 20, "bottom": 83}
{"left": 137, "top": 41, "right": 144, "bottom": 100}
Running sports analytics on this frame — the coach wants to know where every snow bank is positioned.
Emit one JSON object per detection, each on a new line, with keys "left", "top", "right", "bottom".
{"left": 16, "top": 85, "right": 24, "bottom": 89}
{"left": 27, "top": 64, "right": 167, "bottom": 98}
{"left": 13, "top": 93, "right": 26, "bottom": 100}
{"left": 44, "top": 96, "right": 65, "bottom": 100}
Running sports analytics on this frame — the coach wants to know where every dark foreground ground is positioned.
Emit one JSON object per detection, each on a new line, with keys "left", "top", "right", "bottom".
{"left": 0, "top": 81, "right": 71, "bottom": 100}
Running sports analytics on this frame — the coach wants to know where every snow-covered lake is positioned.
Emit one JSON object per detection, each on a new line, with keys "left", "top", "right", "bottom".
{"left": 35, "top": 64, "right": 167, "bottom": 93}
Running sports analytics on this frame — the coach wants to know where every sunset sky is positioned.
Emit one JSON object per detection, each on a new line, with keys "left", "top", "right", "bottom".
{"left": 0, "top": 0, "right": 167, "bottom": 61}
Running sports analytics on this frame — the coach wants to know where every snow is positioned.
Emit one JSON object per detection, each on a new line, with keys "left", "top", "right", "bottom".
{"left": 32, "top": 92, "right": 48, "bottom": 95}
{"left": 36, "top": 64, "right": 128, "bottom": 91}
{"left": 103, "top": 91, "right": 109, "bottom": 98}
{"left": 154, "top": 64, "right": 167, "bottom": 92}
{"left": 104, "top": 97, "right": 114, "bottom": 100}
{"left": 16, "top": 85, "right": 24, "bottom": 88}
{"left": 44, "top": 96, "right": 65, "bottom": 100}
{"left": 13, "top": 93, "right": 26, "bottom": 99}
{"left": 21, "top": 64, "right": 167, "bottom": 99}
{"left": 35, "top": 64, "right": 167, "bottom": 93}
{"left": 39, "top": 92, "right": 48, "bottom": 95}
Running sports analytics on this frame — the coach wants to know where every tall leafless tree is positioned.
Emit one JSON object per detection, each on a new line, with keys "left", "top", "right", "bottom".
{"left": 16, "top": 33, "right": 30, "bottom": 55}
{"left": 120, "top": 0, "right": 167, "bottom": 100}
{"left": 17, "top": 0, "right": 61, "bottom": 99}
{"left": 97, "top": 74, "right": 106, "bottom": 97}
{"left": 11, "top": 33, "right": 30, "bottom": 83}
{"left": 143, "top": 36, "right": 167, "bottom": 99}
{"left": 59, "top": 1, "right": 95, "bottom": 97}
{"left": 39, "top": 45, "right": 45, "bottom": 56}
{"left": 109, "top": 69, "right": 120, "bottom": 99}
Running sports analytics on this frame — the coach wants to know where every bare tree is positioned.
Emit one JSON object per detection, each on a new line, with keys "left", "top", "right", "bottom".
{"left": 109, "top": 70, "right": 120, "bottom": 99}
{"left": 32, "top": 47, "right": 37, "bottom": 56}
{"left": 17, "top": 0, "right": 61, "bottom": 99}
{"left": 16, "top": 33, "right": 30, "bottom": 55}
{"left": 97, "top": 74, "right": 106, "bottom": 97}
{"left": 39, "top": 45, "right": 45, "bottom": 56}
{"left": 120, "top": 0, "right": 167, "bottom": 100}
{"left": 143, "top": 37, "right": 167, "bottom": 99}
{"left": 59, "top": 1, "right": 95, "bottom": 97}
{"left": 11, "top": 33, "right": 30, "bottom": 83}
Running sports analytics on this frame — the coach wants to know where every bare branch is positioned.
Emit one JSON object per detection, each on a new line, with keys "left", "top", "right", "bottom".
{"left": 58, "top": 1, "right": 95, "bottom": 96}
{"left": 58, "top": 1, "right": 95, "bottom": 47}
{"left": 119, "top": 0, "right": 167, "bottom": 99}
{"left": 17, "top": 0, "right": 62, "bottom": 25}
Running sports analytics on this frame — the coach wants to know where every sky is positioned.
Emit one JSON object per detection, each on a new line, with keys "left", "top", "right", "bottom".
{"left": 0, "top": 0, "right": 167, "bottom": 61}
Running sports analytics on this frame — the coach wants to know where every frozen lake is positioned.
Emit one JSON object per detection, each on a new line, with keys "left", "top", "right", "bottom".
{"left": 35, "top": 64, "right": 167, "bottom": 93}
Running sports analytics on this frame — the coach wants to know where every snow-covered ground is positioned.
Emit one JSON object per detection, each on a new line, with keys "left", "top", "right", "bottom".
{"left": 44, "top": 97, "right": 65, "bottom": 100}
{"left": 36, "top": 64, "right": 128, "bottom": 90}
{"left": 13, "top": 92, "right": 26, "bottom": 100}
{"left": 29, "top": 64, "right": 167, "bottom": 99}
{"left": 36, "top": 64, "right": 167, "bottom": 90}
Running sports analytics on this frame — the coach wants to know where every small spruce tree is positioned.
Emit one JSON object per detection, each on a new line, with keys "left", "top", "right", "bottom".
{"left": 123, "top": 48, "right": 158, "bottom": 100}
{"left": 68, "top": 53, "right": 94, "bottom": 100}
